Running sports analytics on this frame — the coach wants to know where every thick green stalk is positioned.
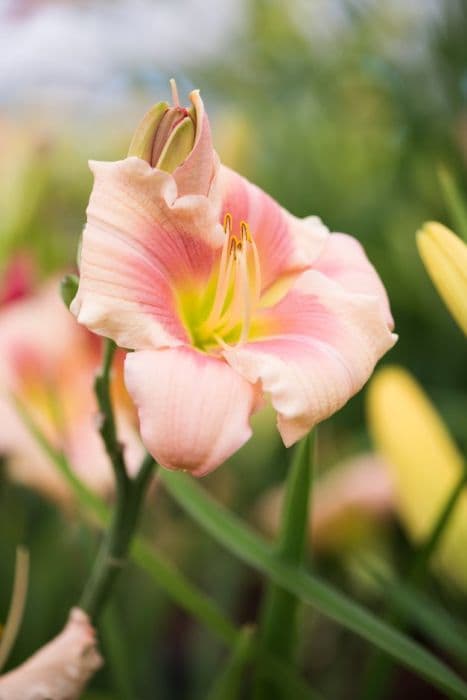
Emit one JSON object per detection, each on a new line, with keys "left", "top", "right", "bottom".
{"left": 79, "top": 340, "right": 156, "bottom": 618}
{"left": 101, "top": 601, "right": 135, "bottom": 700}
{"left": 361, "top": 465, "right": 467, "bottom": 700}
{"left": 79, "top": 455, "right": 156, "bottom": 618}
{"left": 254, "top": 432, "right": 315, "bottom": 699}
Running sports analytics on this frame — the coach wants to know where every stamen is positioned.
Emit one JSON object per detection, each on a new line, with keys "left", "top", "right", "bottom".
{"left": 238, "top": 243, "right": 252, "bottom": 343}
{"left": 203, "top": 223, "right": 235, "bottom": 328}
{"left": 169, "top": 78, "right": 180, "bottom": 107}
{"left": 224, "top": 212, "right": 232, "bottom": 236}
{"left": 199, "top": 214, "right": 261, "bottom": 348}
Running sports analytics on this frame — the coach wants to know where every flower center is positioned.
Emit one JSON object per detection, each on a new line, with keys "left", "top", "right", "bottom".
{"left": 191, "top": 213, "right": 261, "bottom": 351}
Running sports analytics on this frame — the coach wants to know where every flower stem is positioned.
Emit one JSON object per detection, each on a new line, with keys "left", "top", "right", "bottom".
{"left": 79, "top": 340, "right": 156, "bottom": 619}
{"left": 253, "top": 431, "right": 315, "bottom": 699}
{"left": 361, "top": 464, "right": 467, "bottom": 700}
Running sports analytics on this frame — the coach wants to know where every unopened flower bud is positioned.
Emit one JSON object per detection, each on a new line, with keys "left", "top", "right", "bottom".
{"left": 128, "top": 79, "right": 195, "bottom": 173}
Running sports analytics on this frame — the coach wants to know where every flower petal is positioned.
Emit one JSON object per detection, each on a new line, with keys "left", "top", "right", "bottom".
{"left": 0, "top": 608, "right": 102, "bottom": 699}
{"left": 71, "top": 157, "right": 225, "bottom": 350}
{"left": 219, "top": 166, "right": 328, "bottom": 292}
{"left": 313, "top": 232, "right": 394, "bottom": 328}
{"left": 124, "top": 347, "right": 258, "bottom": 476}
{"left": 224, "top": 271, "right": 397, "bottom": 446}
{"left": 173, "top": 89, "right": 218, "bottom": 197}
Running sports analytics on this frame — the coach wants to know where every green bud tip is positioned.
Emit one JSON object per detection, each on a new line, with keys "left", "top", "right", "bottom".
{"left": 60, "top": 274, "right": 79, "bottom": 309}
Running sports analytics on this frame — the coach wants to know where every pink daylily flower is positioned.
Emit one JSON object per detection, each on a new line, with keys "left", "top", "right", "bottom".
{"left": 0, "top": 278, "right": 143, "bottom": 503}
{"left": 71, "top": 86, "right": 397, "bottom": 476}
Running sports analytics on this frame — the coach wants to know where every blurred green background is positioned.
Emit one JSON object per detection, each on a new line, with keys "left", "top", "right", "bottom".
{"left": 0, "top": 1, "right": 466, "bottom": 698}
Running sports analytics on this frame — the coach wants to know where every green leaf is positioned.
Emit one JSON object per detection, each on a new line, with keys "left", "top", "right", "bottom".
{"left": 254, "top": 433, "right": 315, "bottom": 699}
{"left": 370, "top": 572, "right": 467, "bottom": 666}
{"left": 438, "top": 166, "right": 467, "bottom": 242}
{"left": 160, "top": 470, "right": 467, "bottom": 700}
{"left": 207, "top": 626, "right": 254, "bottom": 700}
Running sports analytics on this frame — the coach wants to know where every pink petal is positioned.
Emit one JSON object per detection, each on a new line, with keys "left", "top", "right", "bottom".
{"left": 124, "top": 347, "right": 259, "bottom": 476}
{"left": 0, "top": 608, "right": 102, "bottom": 699}
{"left": 71, "top": 157, "right": 225, "bottom": 350}
{"left": 219, "top": 166, "right": 328, "bottom": 292}
{"left": 173, "top": 89, "right": 218, "bottom": 197}
{"left": 224, "top": 271, "right": 397, "bottom": 446}
{"left": 314, "top": 233, "right": 394, "bottom": 328}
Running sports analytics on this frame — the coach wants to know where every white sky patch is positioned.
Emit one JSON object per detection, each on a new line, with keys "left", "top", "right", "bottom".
{"left": 0, "top": 0, "right": 243, "bottom": 109}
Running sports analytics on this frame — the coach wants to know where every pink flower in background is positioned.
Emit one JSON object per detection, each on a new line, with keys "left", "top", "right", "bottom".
{"left": 256, "top": 453, "right": 394, "bottom": 554}
{"left": 0, "top": 255, "right": 34, "bottom": 306}
{"left": 71, "top": 85, "right": 396, "bottom": 476}
{"left": 0, "top": 608, "right": 102, "bottom": 700}
{"left": 0, "top": 277, "right": 143, "bottom": 503}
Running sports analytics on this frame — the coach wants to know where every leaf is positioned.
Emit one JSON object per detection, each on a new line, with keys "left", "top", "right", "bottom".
{"left": 160, "top": 470, "right": 467, "bottom": 700}
{"left": 254, "top": 433, "right": 314, "bottom": 699}
{"left": 207, "top": 626, "right": 254, "bottom": 700}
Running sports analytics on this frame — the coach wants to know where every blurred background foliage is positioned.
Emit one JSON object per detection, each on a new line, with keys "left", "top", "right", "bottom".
{"left": 0, "top": 1, "right": 466, "bottom": 698}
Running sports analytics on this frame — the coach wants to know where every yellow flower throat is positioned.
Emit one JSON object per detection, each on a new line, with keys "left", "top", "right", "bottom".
{"left": 185, "top": 213, "right": 262, "bottom": 352}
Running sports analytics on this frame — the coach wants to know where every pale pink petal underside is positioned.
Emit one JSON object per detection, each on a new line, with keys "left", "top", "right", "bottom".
{"left": 124, "top": 347, "right": 259, "bottom": 476}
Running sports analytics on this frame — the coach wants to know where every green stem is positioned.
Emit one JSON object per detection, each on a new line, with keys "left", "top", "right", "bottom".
{"left": 361, "top": 465, "right": 467, "bottom": 700}
{"left": 79, "top": 455, "right": 156, "bottom": 618}
{"left": 94, "top": 340, "right": 128, "bottom": 493}
{"left": 101, "top": 600, "right": 135, "bottom": 700}
{"left": 438, "top": 166, "right": 467, "bottom": 243}
{"left": 79, "top": 339, "right": 156, "bottom": 618}
{"left": 207, "top": 626, "right": 255, "bottom": 700}
{"left": 254, "top": 432, "right": 315, "bottom": 699}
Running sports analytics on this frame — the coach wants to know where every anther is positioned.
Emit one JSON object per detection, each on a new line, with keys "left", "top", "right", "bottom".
{"left": 224, "top": 213, "right": 232, "bottom": 235}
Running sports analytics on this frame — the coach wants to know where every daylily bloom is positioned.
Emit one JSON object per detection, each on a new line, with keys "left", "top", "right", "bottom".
{"left": 0, "top": 277, "right": 143, "bottom": 503}
{"left": 0, "top": 608, "right": 102, "bottom": 700}
{"left": 367, "top": 365, "right": 467, "bottom": 591}
{"left": 71, "top": 83, "right": 396, "bottom": 476}
{"left": 256, "top": 453, "right": 394, "bottom": 554}
{"left": 416, "top": 221, "right": 467, "bottom": 336}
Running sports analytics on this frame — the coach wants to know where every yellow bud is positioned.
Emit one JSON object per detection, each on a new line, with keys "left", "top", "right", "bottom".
{"left": 416, "top": 221, "right": 467, "bottom": 336}
{"left": 367, "top": 366, "right": 467, "bottom": 590}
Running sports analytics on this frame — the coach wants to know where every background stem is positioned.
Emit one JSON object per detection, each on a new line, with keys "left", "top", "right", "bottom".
{"left": 253, "top": 431, "right": 315, "bottom": 699}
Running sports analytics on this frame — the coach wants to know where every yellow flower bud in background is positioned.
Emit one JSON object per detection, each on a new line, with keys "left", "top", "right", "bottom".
{"left": 416, "top": 221, "right": 467, "bottom": 336}
{"left": 367, "top": 366, "right": 467, "bottom": 591}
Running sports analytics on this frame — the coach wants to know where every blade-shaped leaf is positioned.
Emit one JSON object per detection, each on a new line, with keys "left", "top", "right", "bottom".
{"left": 161, "top": 470, "right": 467, "bottom": 700}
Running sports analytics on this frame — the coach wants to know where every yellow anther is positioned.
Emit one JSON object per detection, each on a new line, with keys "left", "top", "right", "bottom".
{"left": 223, "top": 212, "right": 232, "bottom": 235}
{"left": 240, "top": 221, "right": 252, "bottom": 242}
{"left": 199, "top": 214, "right": 262, "bottom": 348}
